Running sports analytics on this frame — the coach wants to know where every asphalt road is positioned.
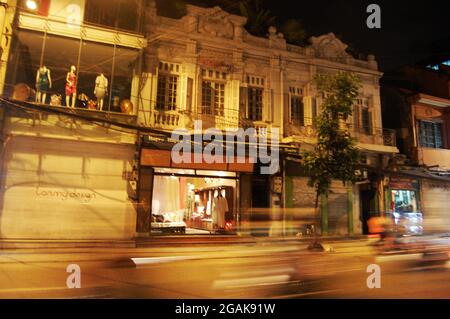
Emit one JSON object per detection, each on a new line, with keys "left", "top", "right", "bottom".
{"left": 0, "top": 239, "right": 448, "bottom": 299}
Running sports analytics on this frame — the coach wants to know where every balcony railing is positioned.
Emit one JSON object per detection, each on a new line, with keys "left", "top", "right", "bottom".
{"left": 152, "top": 110, "right": 180, "bottom": 129}
{"left": 285, "top": 121, "right": 397, "bottom": 147}
{"left": 382, "top": 129, "right": 397, "bottom": 147}
{"left": 348, "top": 125, "right": 396, "bottom": 147}
{"left": 150, "top": 108, "right": 397, "bottom": 148}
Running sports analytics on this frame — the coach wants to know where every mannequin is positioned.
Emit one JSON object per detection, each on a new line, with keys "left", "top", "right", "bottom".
{"left": 94, "top": 73, "right": 108, "bottom": 111}
{"left": 35, "top": 66, "right": 52, "bottom": 104}
{"left": 212, "top": 190, "right": 228, "bottom": 230}
{"left": 65, "top": 65, "right": 77, "bottom": 108}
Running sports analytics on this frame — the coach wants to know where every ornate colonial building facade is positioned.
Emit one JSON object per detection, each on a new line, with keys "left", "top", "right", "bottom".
{"left": 135, "top": 3, "right": 398, "bottom": 237}
{"left": 0, "top": 1, "right": 399, "bottom": 241}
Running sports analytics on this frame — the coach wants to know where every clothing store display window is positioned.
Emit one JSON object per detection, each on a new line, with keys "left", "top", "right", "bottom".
{"left": 151, "top": 168, "right": 237, "bottom": 235}
{"left": 6, "top": 29, "right": 140, "bottom": 113}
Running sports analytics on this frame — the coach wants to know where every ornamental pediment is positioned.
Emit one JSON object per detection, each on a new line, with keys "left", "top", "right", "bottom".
{"left": 186, "top": 5, "right": 247, "bottom": 40}
{"left": 310, "top": 33, "right": 350, "bottom": 60}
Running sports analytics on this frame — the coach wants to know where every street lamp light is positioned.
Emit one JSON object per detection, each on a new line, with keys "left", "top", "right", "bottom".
{"left": 26, "top": 0, "right": 37, "bottom": 10}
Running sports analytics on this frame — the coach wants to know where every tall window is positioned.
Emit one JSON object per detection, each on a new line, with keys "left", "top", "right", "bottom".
{"left": 419, "top": 121, "right": 443, "bottom": 149}
{"left": 290, "top": 87, "right": 304, "bottom": 126}
{"left": 354, "top": 98, "right": 372, "bottom": 135}
{"left": 248, "top": 87, "right": 263, "bottom": 121}
{"left": 156, "top": 62, "right": 179, "bottom": 111}
{"left": 241, "top": 75, "right": 264, "bottom": 121}
{"left": 200, "top": 69, "right": 227, "bottom": 116}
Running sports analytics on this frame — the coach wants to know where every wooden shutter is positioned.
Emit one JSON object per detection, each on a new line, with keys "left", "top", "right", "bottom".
{"left": 239, "top": 87, "right": 248, "bottom": 119}
{"left": 186, "top": 77, "right": 193, "bottom": 113}
{"left": 303, "top": 96, "right": 312, "bottom": 126}
{"left": 353, "top": 105, "right": 360, "bottom": 131}
{"left": 263, "top": 89, "right": 274, "bottom": 123}
{"left": 311, "top": 97, "right": 317, "bottom": 128}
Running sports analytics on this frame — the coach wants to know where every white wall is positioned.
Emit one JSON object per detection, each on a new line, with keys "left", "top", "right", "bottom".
{"left": 0, "top": 135, "right": 136, "bottom": 239}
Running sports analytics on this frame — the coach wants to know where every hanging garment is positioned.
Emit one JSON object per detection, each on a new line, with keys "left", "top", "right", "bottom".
{"left": 65, "top": 72, "right": 77, "bottom": 96}
{"left": 94, "top": 75, "right": 108, "bottom": 99}
{"left": 37, "top": 68, "right": 50, "bottom": 92}
{"left": 213, "top": 196, "right": 229, "bottom": 228}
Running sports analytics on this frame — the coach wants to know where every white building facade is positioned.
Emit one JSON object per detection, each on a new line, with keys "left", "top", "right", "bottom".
{"left": 136, "top": 3, "right": 398, "bottom": 237}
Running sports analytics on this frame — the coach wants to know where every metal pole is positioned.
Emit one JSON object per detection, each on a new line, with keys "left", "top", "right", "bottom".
{"left": 347, "top": 183, "right": 354, "bottom": 236}
{"left": 76, "top": 37, "right": 82, "bottom": 83}
{"left": 108, "top": 42, "right": 116, "bottom": 113}
{"left": 321, "top": 193, "right": 328, "bottom": 236}
{"left": 39, "top": 29, "right": 47, "bottom": 68}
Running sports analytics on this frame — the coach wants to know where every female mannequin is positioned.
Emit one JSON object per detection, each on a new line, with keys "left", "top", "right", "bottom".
{"left": 35, "top": 66, "right": 52, "bottom": 104}
{"left": 94, "top": 73, "right": 108, "bottom": 111}
{"left": 65, "top": 65, "right": 77, "bottom": 108}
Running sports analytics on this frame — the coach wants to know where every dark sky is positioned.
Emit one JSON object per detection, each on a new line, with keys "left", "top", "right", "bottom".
{"left": 173, "top": 0, "right": 450, "bottom": 72}
{"left": 269, "top": 0, "right": 450, "bottom": 71}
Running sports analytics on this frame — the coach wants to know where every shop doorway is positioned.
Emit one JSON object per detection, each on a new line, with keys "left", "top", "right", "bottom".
{"left": 249, "top": 175, "right": 271, "bottom": 236}
{"left": 251, "top": 175, "right": 270, "bottom": 208}
{"left": 361, "top": 189, "right": 375, "bottom": 235}
{"left": 150, "top": 168, "right": 238, "bottom": 235}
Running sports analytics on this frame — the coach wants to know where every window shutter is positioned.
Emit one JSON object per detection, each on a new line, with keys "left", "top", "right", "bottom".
{"left": 353, "top": 105, "right": 360, "bottom": 131}
{"left": 282, "top": 92, "right": 289, "bottom": 125}
{"left": 303, "top": 96, "right": 312, "bottom": 126}
{"left": 311, "top": 97, "right": 317, "bottom": 128}
{"left": 179, "top": 74, "right": 187, "bottom": 111}
{"left": 434, "top": 122, "right": 443, "bottom": 148}
{"left": 263, "top": 89, "right": 274, "bottom": 123}
{"left": 368, "top": 110, "right": 373, "bottom": 135}
{"left": 288, "top": 93, "right": 293, "bottom": 124}
{"left": 186, "top": 77, "right": 193, "bottom": 113}
{"left": 239, "top": 87, "right": 248, "bottom": 119}
{"left": 361, "top": 108, "right": 370, "bottom": 134}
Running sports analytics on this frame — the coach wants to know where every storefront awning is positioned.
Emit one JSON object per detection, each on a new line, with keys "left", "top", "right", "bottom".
{"left": 140, "top": 149, "right": 254, "bottom": 173}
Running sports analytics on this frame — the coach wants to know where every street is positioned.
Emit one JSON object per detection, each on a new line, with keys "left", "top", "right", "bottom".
{"left": 0, "top": 239, "right": 449, "bottom": 299}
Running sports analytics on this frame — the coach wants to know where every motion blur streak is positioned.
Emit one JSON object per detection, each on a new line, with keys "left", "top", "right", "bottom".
{"left": 0, "top": 234, "right": 449, "bottom": 299}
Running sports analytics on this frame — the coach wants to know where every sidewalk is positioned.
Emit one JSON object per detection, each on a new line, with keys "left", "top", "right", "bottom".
{"left": 0, "top": 236, "right": 371, "bottom": 268}
{"left": 0, "top": 234, "right": 369, "bottom": 250}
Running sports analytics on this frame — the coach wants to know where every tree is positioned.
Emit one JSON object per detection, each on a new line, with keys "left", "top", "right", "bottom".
{"left": 156, "top": 0, "right": 187, "bottom": 19}
{"left": 279, "top": 19, "right": 307, "bottom": 46}
{"left": 302, "top": 72, "right": 361, "bottom": 250}
{"left": 239, "top": 0, "right": 277, "bottom": 37}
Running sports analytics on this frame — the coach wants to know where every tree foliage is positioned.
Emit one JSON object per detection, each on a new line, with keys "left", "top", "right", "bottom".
{"left": 239, "top": 0, "right": 307, "bottom": 44}
{"left": 279, "top": 19, "right": 307, "bottom": 46}
{"left": 239, "top": 0, "right": 277, "bottom": 36}
{"left": 302, "top": 72, "right": 361, "bottom": 199}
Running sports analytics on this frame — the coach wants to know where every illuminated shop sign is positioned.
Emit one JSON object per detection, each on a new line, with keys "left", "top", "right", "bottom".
{"left": 389, "top": 177, "right": 419, "bottom": 190}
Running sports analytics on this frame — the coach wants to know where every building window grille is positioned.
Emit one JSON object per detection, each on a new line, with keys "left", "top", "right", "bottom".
{"left": 419, "top": 121, "right": 443, "bottom": 149}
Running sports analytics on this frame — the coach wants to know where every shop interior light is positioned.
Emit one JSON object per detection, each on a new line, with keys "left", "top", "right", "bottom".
{"left": 26, "top": 0, "right": 37, "bottom": 10}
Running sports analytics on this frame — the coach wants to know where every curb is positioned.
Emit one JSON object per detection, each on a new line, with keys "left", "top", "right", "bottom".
{"left": 0, "top": 235, "right": 369, "bottom": 250}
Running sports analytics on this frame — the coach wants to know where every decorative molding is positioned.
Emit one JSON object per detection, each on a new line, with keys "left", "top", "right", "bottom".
{"left": 186, "top": 5, "right": 246, "bottom": 40}
{"left": 310, "top": 33, "right": 350, "bottom": 61}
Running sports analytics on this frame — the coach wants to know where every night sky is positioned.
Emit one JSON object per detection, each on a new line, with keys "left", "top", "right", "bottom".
{"left": 162, "top": 0, "right": 450, "bottom": 72}
{"left": 269, "top": 0, "right": 450, "bottom": 71}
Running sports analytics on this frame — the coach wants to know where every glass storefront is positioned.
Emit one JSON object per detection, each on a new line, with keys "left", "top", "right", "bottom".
{"left": 390, "top": 189, "right": 423, "bottom": 234}
{"left": 151, "top": 168, "right": 238, "bottom": 235}
{"left": 6, "top": 26, "right": 141, "bottom": 113}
